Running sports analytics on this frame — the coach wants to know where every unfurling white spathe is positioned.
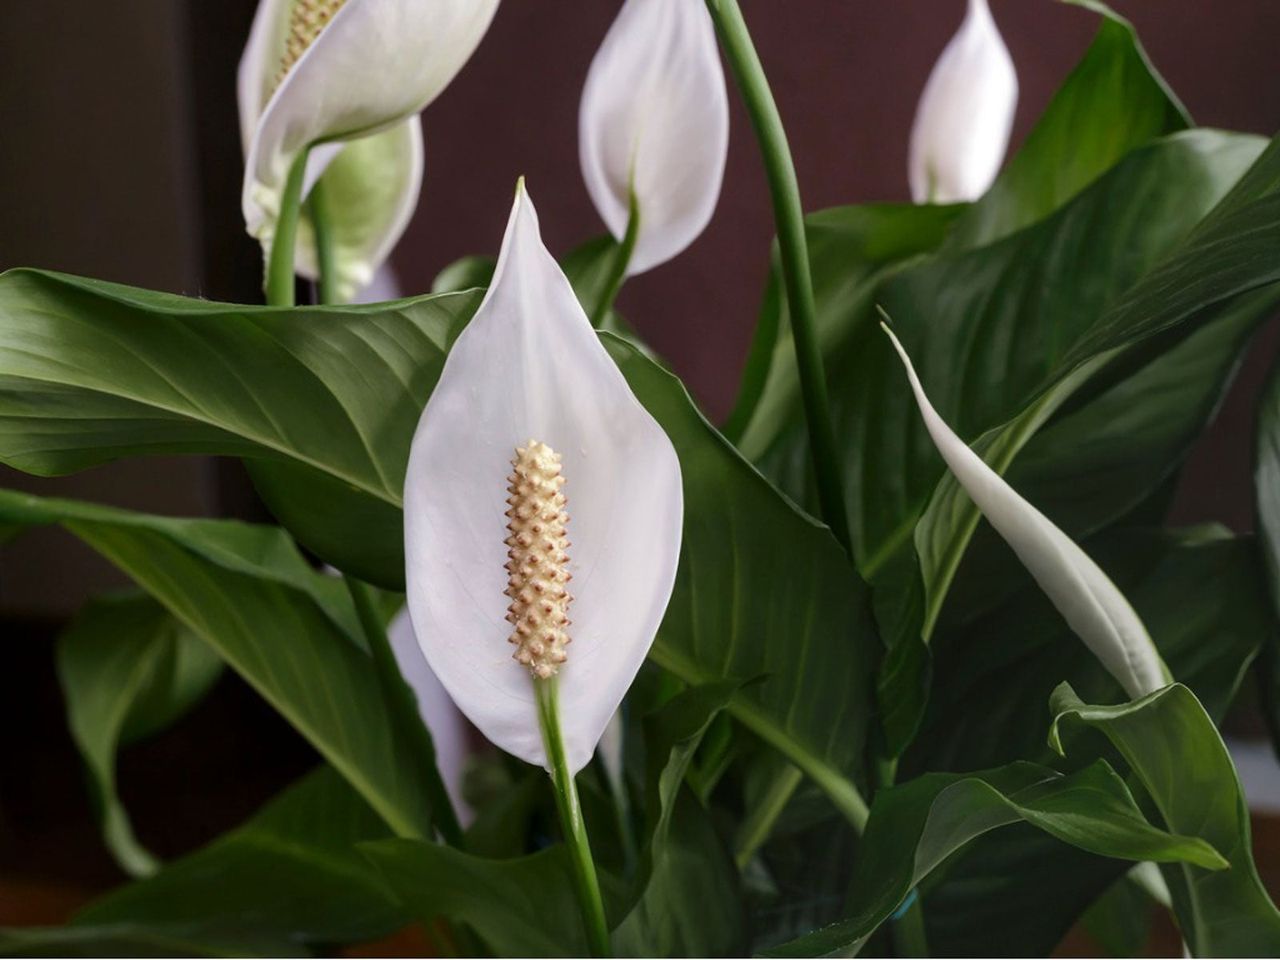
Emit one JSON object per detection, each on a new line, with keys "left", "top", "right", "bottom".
{"left": 882, "top": 324, "right": 1170, "bottom": 699}
{"left": 908, "top": 0, "right": 1018, "bottom": 204}
{"left": 238, "top": 0, "right": 498, "bottom": 299}
{"left": 403, "top": 182, "right": 684, "bottom": 774}
{"left": 579, "top": 0, "right": 729, "bottom": 274}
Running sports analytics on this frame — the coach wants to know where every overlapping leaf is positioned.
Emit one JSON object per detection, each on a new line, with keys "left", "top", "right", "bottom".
{"left": 0, "top": 489, "right": 444, "bottom": 840}
{"left": 56, "top": 594, "right": 222, "bottom": 877}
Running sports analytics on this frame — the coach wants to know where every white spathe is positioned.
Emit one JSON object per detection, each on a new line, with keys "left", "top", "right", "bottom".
{"left": 882, "top": 324, "right": 1170, "bottom": 699}
{"left": 404, "top": 183, "right": 684, "bottom": 774}
{"left": 238, "top": 0, "right": 498, "bottom": 298}
{"left": 386, "top": 608, "right": 473, "bottom": 824}
{"left": 908, "top": 0, "right": 1018, "bottom": 204}
{"left": 579, "top": 0, "right": 729, "bottom": 274}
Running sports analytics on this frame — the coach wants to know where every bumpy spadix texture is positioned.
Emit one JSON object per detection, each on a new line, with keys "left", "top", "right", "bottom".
{"left": 883, "top": 324, "right": 1169, "bottom": 699}
{"left": 278, "top": 0, "right": 348, "bottom": 85}
{"left": 908, "top": 0, "right": 1018, "bottom": 203}
{"left": 239, "top": 0, "right": 498, "bottom": 299}
{"left": 579, "top": 0, "right": 728, "bottom": 274}
{"left": 404, "top": 184, "right": 683, "bottom": 773}
{"left": 505, "top": 442, "right": 573, "bottom": 680}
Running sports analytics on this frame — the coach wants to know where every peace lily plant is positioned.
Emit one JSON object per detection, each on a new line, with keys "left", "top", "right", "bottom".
{"left": 2, "top": 0, "right": 1280, "bottom": 956}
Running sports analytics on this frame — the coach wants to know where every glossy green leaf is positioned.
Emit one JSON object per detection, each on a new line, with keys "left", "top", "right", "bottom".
{"left": 362, "top": 840, "right": 587, "bottom": 957}
{"left": 606, "top": 335, "right": 879, "bottom": 829}
{"left": 1, "top": 767, "right": 400, "bottom": 957}
{"left": 1080, "top": 872, "right": 1154, "bottom": 958}
{"left": 762, "top": 760, "right": 1223, "bottom": 957}
{"left": 0, "top": 270, "right": 481, "bottom": 586}
{"left": 910, "top": 526, "right": 1269, "bottom": 776}
{"left": 907, "top": 528, "right": 1270, "bottom": 955}
{"left": 729, "top": 203, "right": 962, "bottom": 451}
{"left": 0, "top": 489, "right": 444, "bottom": 841}
{"left": 1050, "top": 683, "right": 1280, "bottom": 955}
{"left": 615, "top": 683, "right": 745, "bottom": 957}
{"left": 55, "top": 594, "right": 222, "bottom": 878}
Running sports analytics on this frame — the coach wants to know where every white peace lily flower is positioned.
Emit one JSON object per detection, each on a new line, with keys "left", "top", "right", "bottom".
{"left": 882, "top": 324, "right": 1170, "bottom": 698}
{"left": 908, "top": 0, "right": 1018, "bottom": 204}
{"left": 238, "top": 0, "right": 498, "bottom": 298}
{"left": 579, "top": 0, "right": 729, "bottom": 274}
{"left": 387, "top": 608, "right": 473, "bottom": 824}
{"left": 404, "top": 182, "right": 684, "bottom": 774}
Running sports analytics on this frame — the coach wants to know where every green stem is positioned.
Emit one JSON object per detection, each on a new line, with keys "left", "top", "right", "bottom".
{"left": 346, "top": 577, "right": 464, "bottom": 847}
{"left": 308, "top": 176, "right": 341, "bottom": 306}
{"left": 590, "top": 191, "right": 640, "bottom": 329}
{"left": 266, "top": 151, "right": 309, "bottom": 307}
{"left": 536, "top": 679, "right": 610, "bottom": 957}
{"left": 892, "top": 892, "right": 930, "bottom": 958}
{"left": 733, "top": 764, "right": 802, "bottom": 868}
{"left": 706, "top": 0, "right": 853, "bottom": 556}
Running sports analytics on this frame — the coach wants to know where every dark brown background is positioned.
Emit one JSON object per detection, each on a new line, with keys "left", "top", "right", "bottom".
{"left": 1, "top": 0, "right": 1278, "bottom": 933}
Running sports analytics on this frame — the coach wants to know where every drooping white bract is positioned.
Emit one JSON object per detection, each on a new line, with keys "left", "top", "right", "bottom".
{"left": 908, "top": 0, "right": 1018, "bottom": 204}
{"left": 386, "top": 608, "right": 473, "bottom": 824}
{"left": 882, "top": 324, "right": 1170, "bottom": 698}
{"left": 579, "top": 0, "right": 729, "bottom": 274}
{"left": 239, "top": 0, "right": 498, "bottom": 299}
{"left": 404, "top": 183, "right": 683, "bottom": 774}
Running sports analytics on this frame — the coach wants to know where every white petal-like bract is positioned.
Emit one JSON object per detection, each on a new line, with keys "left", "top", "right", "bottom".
{"left": 387, "top": 608, "right": 473, "bottom": 824}
{"left": 883, "top": 324, "right": 1169, "bottom": 698}
{"left": 404, "top": 183, "right": 684, "bottom": 773}
{"left": 239, "top": 0, "right": 498, "bottom": 287}
{"left": 908, "top": 0, "right": 1018, "bottom": 204}
{"left": 579, "top": 0, "right": 729, "bottom": 274}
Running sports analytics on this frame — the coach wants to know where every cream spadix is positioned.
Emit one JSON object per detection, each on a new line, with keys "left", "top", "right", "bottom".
{"left": 239, "top": 0, "right": 498, "bottom": 297}
{"left": 579, "top": 0, "right": 729, "bottom": 274}
{"left": 882, "top": 323, "right": 1170, "bottom": 699}
{"left": 908, "top": 0, "right": 1018, "bottom": 204}
{"left": 404, "top": 183, "right": 683, "bottom": 774}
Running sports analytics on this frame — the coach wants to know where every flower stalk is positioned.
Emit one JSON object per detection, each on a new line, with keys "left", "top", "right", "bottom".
{"left": 704, "top": 0, "right": 852, "bottom": 556}
{"left": 536, "top": 678, "right": 611, "bottom": 958}
{"left": 266, "top": 150, "right": 309, "bottom": 308}
{"left": 589, "top": 191, "right": 641, "bottom": 329}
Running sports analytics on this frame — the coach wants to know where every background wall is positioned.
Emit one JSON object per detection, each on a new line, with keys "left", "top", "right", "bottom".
{"left": 0, "top": 0, "right": 1278, "bottom": 920}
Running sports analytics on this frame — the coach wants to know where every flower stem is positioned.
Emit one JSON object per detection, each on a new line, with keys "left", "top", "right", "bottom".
{"left": 705, "top": 0, "right": 853, "bottom": 556}
{"left": 308, "top": 176, "right": 342, "bottom": 306}
{"left": 266, "top": 151, "right": 309, "bottom": 307}
{"left": 346, "top": 576, "right": 464, "bottom": 847}
{"left": 733, "top": 763, "right": 802, "bottom": 868}
{"left": 589, "top": 190, "right": 640, "bottom": 329}
{"left": 892, "top": 890, "right": 930, "bottom": 957}
{"left": 536, "top": 678, "right": 611, "bottom": 957}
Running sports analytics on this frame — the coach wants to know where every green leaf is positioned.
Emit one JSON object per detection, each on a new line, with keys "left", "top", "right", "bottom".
{"left": 2, "top": 767, "right": 401, "bottom": 957}
{"left": 614, "top": 683, "right": 746, "bottom": 957}
{"left": 908, "top": 529, "right": 1270, "bottom": 954}
{"left": 606, "top": 335, "right": 880, "bottom": 828}
{"left": 910, "top": 526, "right": 1269, "bottom": 775}
{"left": 0, "top": 270, "right": 480, "bottom": 587}
{"left": 730, "top": 203, "right": 963, "bottom": 452}
{"left": 0, "top": 489, "right": 444, "bottom": 841}
{"left": 55, "top": 593, "right": 222, "bottom": 878}
{"left": 1050, "top": 683, "right": 1280, "bottom": 955}
{"left": 762, "top": 760, "right": 1223, "bottom": 957}
{"left": 1080, "top": 872, "right": 1154, "bottom": 958}
{"left": 362, "top": 840, "right": 587, "bottom": 957}
{"left": 947, "top": 0, "right": 1189, "bottom": 248}
{"left": 1252, "top": 354, "right": 1280, "bottom": 760}
{"left": 430, "top": 254, "right": 494, "bottom": 294}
